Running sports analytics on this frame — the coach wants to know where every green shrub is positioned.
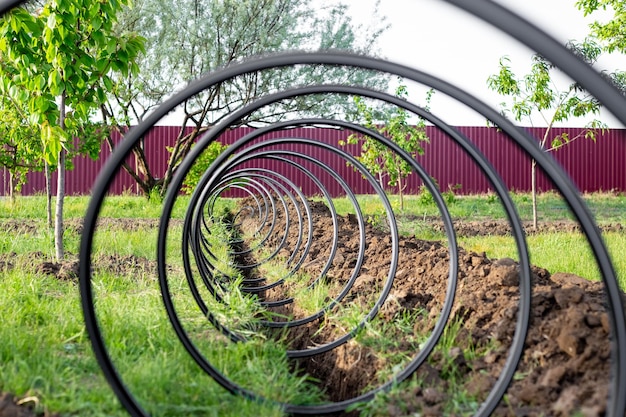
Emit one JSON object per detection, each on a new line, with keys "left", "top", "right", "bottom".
{"left": 181, "top": 141, "right": 229, "bottom": 195}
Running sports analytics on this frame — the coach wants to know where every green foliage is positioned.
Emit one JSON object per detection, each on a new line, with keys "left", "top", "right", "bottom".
{"left": 415, "top": 178, "right": 462, "bottom": 207}
{"left": 114, "top": 0, "right": 386, "bottom": 123}
{"left": 576, "top": 0, "right": 626, "bottom": 53}
{"left": 181, "top": 141, "right": 229, "bottom": 195}
{"left": 417, "top": 183, "right": 435, "bottom": 206}
{"left": 486, "top": 193, "right": 498, "bottom": 204}
{"left": 0, "top": 0, "right": 145, "bottom": 259}
{"left": 574, "top": 0, "right": 626, "bottom": 95}
{"left": 0, "top": 94, "right": 42, "bottom": 194}
{"left": 487, "top": 41, "right": 608, "bottom": 228}
{"left": 487, "top": 42, "right": 606, "bottom": 141}
{"left": 146, "top": 186, "right": 165, "bottom": 202}
{"left": 107, "top": 0, "right": 389, "bottom": 197}
{"left": 0, "top": 0, "right": 145, "bottom": 165}
{"left": 345, "top": 85, "right": 431, "bottom": 187}
{"left": 342, "top": 84, "right": 433, "bottom": 210}
{"left": 443, "top": 184, "right": 461, "bottom": 205}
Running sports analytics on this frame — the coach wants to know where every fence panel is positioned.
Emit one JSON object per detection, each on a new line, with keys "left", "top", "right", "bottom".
{"left": 2, "top": 125, "right": 625, "bottom": 196}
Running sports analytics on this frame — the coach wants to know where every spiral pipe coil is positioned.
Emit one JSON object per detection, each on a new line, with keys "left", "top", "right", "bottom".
{"left": 2, "top": 0, "right": 623, "bottom": 416}
{"left": 83, "top": 7, "right": 625, "bottom": 417}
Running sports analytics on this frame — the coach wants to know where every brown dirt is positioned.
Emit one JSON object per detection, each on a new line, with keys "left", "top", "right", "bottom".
{"left": 0, "top": 393, "right": 58, "bottom": 417}
{"left": 237, "top": 199, "right": 624, "bottom": 416}
{"left": 0, "top": 251, "right": 158, "bottom": 282}
{"left": 1, "top": 206, "right": 624, "bottom": 416}
{"left": 422, "top": 217, "right": 626, "bottom": 237}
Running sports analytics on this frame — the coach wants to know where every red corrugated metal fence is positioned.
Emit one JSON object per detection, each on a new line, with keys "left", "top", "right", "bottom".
{"left": 2, "top": 126, "right": 625, "bottom": 196}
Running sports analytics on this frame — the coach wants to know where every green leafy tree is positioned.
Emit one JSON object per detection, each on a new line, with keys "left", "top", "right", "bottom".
{"left": 487, "top": 39, "right": 610, "bottom": 230}
{"left": 103, "top": 0, "right": 389, "bottom": 198}
{"left": 576, "top": 0, "right": 626, "bottom": 53}
{"left": 180, "top": 140, "right": 229, "bottom": 195}
{"left": 341, "top": 84, "right": 433, "bottom": 211}
{"left": 0, "top": 93, "right": 42, "bottom": 200}
{"left": 0, "top": 0, "right": 144, "bottom": 260}
{"left": 575, "top": 0, "right": 626, "bottom": 93}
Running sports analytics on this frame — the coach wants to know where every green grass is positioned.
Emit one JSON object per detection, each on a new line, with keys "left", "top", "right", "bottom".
{"left": 0, "top": 197, "right": 321, "bottom": 416}
{"left": 327, "top": 191, "right": 626, "bottom": 287}
{"left": 460, "top": 232, "right": 626, "bottom": 284}
{"left": 1, "top": 192, "right": 625, "bottom": 416}
{"left": 327, "top": 191, "right": 626, "bottom": 224}
{"left": 3, "top": 191, "right": 625, "bottom": 224}
{"left": 352, "top": 312, "right": 498, "bottom": 417}
{"left": 0, "top": 194, "right": 237, "bottom": 220}
{"left": 0, "top": 264, "right": 123, "bottom": 416}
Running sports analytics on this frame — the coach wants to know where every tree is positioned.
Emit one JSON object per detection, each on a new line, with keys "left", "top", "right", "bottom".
{"left": 341, "top": 84, "right": 433, "bottom": 211}
{"left": 576, "top": 0, "right": 626, "bottom": 53}
{"left": 0, "top": 0, "right": 144, "bottom": 260}
{"left": 487, "top": 39, "right": 610, "bottom": 230}
{"left": 575, "top": 0, "right": 626, "bottom": 93}
{"left": 0, "top": 93, "right": 42, "bottom": 200}
{"left": 103, "top": 0, "right": 389, "bottom": 198}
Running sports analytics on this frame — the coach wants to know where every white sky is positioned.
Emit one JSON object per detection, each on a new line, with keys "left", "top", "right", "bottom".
{"left": 157, "top": 0, "right": 626, "bottom": 128}
{"left": 344, "top": 0, "right": 626, "bottom": 127}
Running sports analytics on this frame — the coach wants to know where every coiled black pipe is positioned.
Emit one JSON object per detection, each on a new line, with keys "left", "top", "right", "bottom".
{"left": 77, "top": 53, "right": 625, "bottom": 416}
{"left": 0, "top": 0, "right": 618, "bottom": 416}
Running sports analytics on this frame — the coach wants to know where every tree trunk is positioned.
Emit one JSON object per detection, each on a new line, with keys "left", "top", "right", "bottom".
{"left": 531, "top": 159, "right": 538, "bottom": 231}
{"left": 55, "top": 92, "right": 66, "bottom": 261}
{"left": 135, "top": 137, "right": 143, "bottom": 195}
{"left": 104, "top": 132, "right": 152, "bottom": 196}
{"left": 8, "top": 171, "right": 14, "bottom": 203}
{"left": 161, "top": 126, "right": 205, "bottom": 197}
{"left": 55, "top": 149, "right": 65, "bottom": 261}
{"left": 398, "top": 174, "right": 404, "bottom": 211}
{"left": 45, "top": 161, "right": 52, "bottom": 228}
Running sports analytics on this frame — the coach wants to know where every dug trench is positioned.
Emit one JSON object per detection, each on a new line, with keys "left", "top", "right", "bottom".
{"left": 232, "top": 198, "right": 625, "bottom": 417}
{"left": 1, "top": 208, "right": 625, "bottom": 416}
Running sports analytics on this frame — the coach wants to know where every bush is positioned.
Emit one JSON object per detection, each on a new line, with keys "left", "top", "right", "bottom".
{"left": 418, "top": 181, "right": 461, "bottom": 206}
{"left": 181, "top": 141, "right": 229, "bottom": 195}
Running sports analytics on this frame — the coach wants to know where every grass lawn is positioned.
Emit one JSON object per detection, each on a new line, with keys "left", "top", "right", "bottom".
{"left": 0, "top": 191, "right": 624, "bottom": 416}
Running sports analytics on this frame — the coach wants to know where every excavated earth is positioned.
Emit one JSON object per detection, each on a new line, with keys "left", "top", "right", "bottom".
{"left": 237, "top": 200, "right": 625, "bottom": 417}
{"left": 1, "top": 207, "right": 625, "bottom": 416}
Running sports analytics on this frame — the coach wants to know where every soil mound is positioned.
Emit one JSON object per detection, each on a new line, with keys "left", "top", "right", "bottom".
{"left": 0, "top": 393, "right": 58, "bottom": 417}
{"left": 0, "top": 252, "right": 158, "bottom": 282}
{"left": 425, "top": 217, "right": 626, "bottom": 237}
{"left": 235, "top": 198, "right": 623, "bottom": 416}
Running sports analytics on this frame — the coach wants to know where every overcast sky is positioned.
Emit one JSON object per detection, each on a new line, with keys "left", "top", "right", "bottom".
{"left": 157, "top": 1, "right": 626, "bottom": 128}
{"left": 344, "top": 0, "right": 626, "bottom": 127}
